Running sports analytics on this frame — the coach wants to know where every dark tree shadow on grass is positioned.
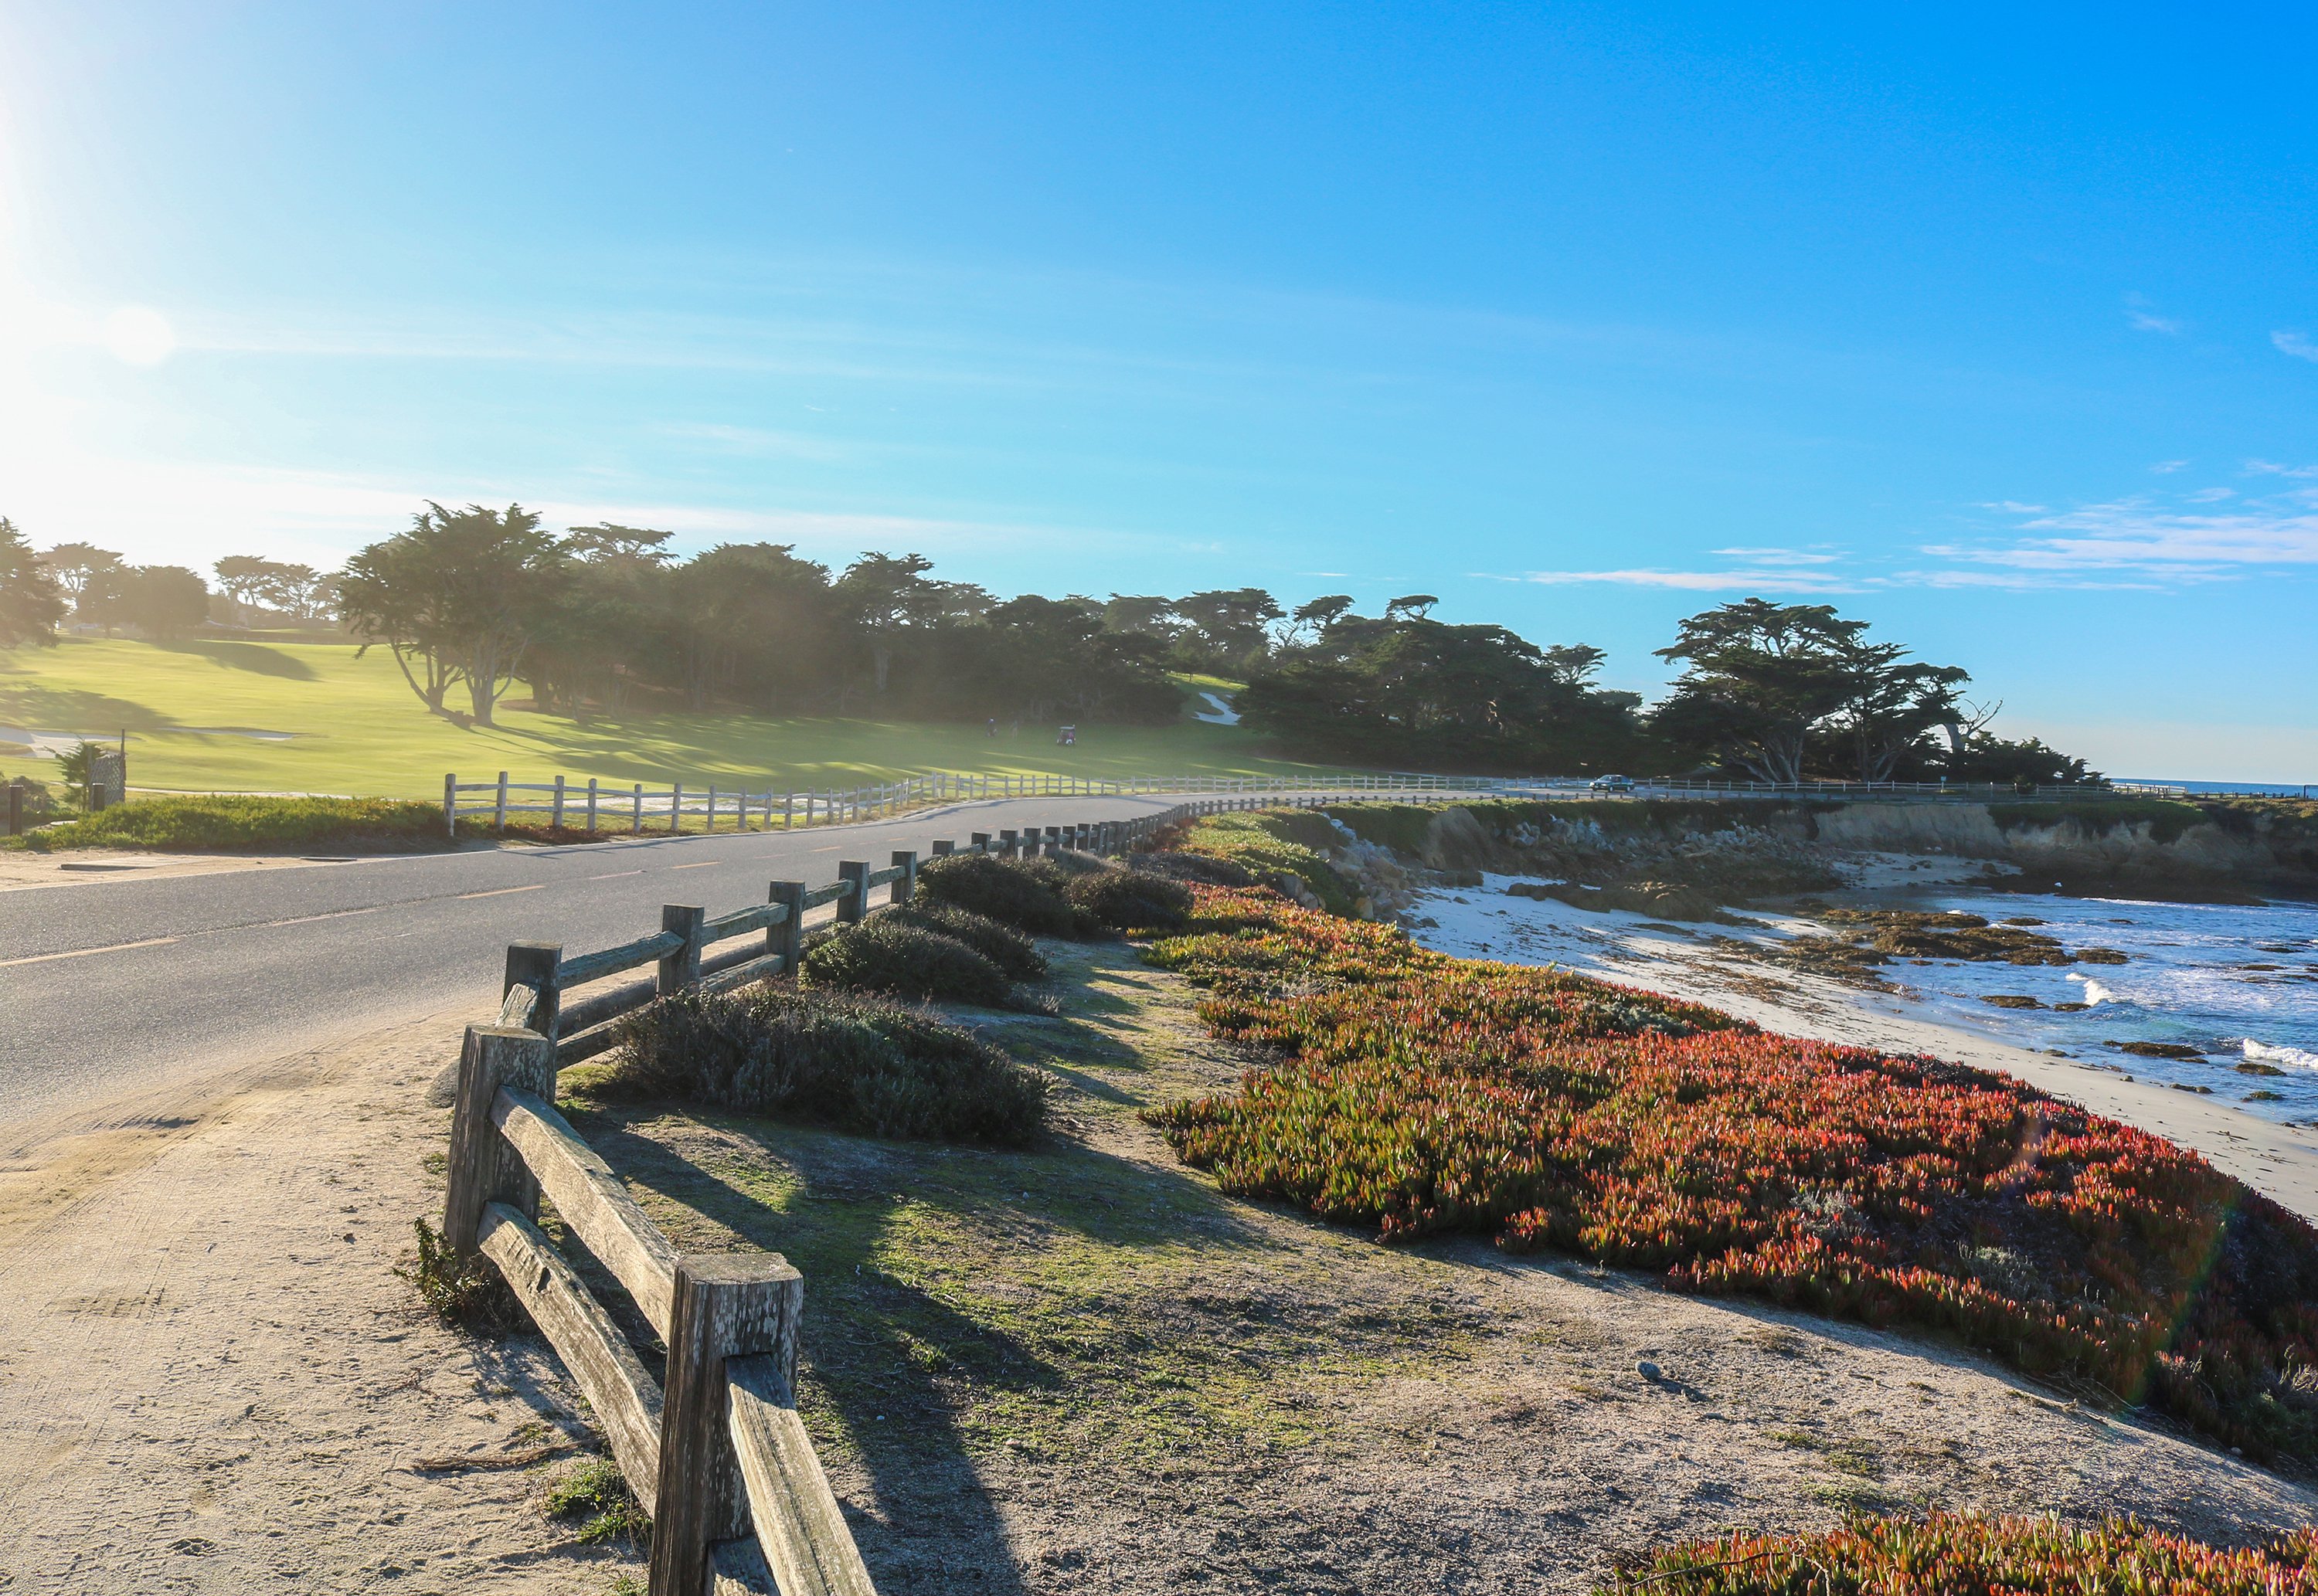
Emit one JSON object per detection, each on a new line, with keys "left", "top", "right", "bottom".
{"left": 155, "top": 638, "right": 320, "bottom": 680}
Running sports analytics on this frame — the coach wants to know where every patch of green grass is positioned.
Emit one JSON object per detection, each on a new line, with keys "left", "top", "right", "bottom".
{"left": 544, "top": 1458, "right": 651, "bottom": 1547}
{"left": 0, "top": 637, "right": 1341, "bottom": 798}
{"left": 1175, "top": 810, "right": 1358, "bottom": 914}
{"left": 5, "top": 793, "right": 459, "bottom": 852}
{"left": 1988, "top": 797, "right": 2208, "bottom": 843}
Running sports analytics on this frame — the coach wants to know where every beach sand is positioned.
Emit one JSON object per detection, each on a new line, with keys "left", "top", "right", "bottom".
{"left": 1406, "top": 868, "right": 2318, "bottom": 1224}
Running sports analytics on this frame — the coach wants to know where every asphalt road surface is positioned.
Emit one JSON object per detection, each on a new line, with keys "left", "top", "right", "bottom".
{"left": 0, "top": 794, "right": 1187, "bottom": 1126}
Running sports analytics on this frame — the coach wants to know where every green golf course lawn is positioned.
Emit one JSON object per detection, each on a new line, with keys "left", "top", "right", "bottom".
{"left": 0, "top": 637, "right": 1333, "bottom": 799}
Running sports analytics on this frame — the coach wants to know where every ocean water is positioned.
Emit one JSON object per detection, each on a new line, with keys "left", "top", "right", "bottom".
{"left": 1407, "top": 880, "right": 2318, "bottom": 1129}
{"left": 1891, "top": 891, "right": 2318, "bottom": 1125}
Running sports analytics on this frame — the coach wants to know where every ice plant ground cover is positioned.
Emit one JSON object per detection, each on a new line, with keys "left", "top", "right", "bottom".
{"left": 1602, "top": 1514, "right": 2318, "bottom": 1594}
{"left": 1143, "top": 878, "right": 2318, "bottom": 1465}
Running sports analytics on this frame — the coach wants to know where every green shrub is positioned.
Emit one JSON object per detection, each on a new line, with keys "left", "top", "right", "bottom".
{"left": 1064, "top": 867, "right": 1194, "bottom": 932}
{"left": 394, "top": 1217, "right": 512, "bottom": 1329}
{"left": 916, "top": 851, "right": 1080, "bottom": 936}
{"left": 1130, "top": 849, "right": 1258, "bottom": 888}
{"left": 5, "top": 793, "right": 455, "bottom": 853}
{"left": 875, "top": 901, "right": 1047, "bottom": 980}
{"left": 1174, "top": 810, "right": 1358, "bottom": 915}
{"left": 801, "top": 919, "right": 1014, "bottom": 1007}
{"left": 604, "top": 984, "right": 1047, "bottom": 1145}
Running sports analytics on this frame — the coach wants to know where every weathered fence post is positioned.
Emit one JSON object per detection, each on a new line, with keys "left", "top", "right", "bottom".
{"left": 495, "top": 771, "right": 510, "bottom": 834}
{"left": 443, "top": 773, "right": 457, "bottom": 840}
{"left": 503, "top": 941, "right": 563, "bottom": 1038}
{"left": 647, "top": 1253, "right": 804, "bottom": 1596}
{"left": 441, "top": 1025, "right": 558, "bottom": 1255}
{"left": 783, "top": 792, "right": 795, "bottom": 830}
{"left": 998, "top": 828, "right": 1018, "bottom": 857}
{"left": 659, "top": 905, "right": 705, "bottom": 995}
{"left": 706, "top": 786, "right": 718, "bottom": 834}
{"left": 632, "top": 783, "right": 644, "bottom": 836}
{"left": 671, "top": 783, "right": 685, "bottom": 835}
{"left": 836, "top": 861, "right": 868, "bottom": 925}
{"left": 768, "top": 881, "right": 806, "bottom": 975}
{"left": 890, "top": 850, "right": 916, "bottom": 905}
{"left": 931, "top": 838, "right": 955, "bottom": 856}
{"left": 970, "top": 832, "right": 990, "bottom": 852}
{"left": 586, "top": 778, "right": 600, "bottom": 834}
{"left": 552, "top": 776, "right": 566, "bottom": 831}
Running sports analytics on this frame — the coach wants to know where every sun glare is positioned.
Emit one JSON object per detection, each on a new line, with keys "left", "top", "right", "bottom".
{"left": 104, "top": 304, "right": 176, "bottom": 365}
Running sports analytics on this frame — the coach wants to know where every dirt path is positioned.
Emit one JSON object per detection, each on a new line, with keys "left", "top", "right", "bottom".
{"left": 0, "top": 1010, "right": 632, "bottom": 1594}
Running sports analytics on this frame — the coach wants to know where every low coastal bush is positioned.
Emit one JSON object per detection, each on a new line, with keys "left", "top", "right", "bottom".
{"left": 604, "top": 984, "right": 1046, "bottom": 1144}
{"left": 1130, "top": 849, "right": 1259, "bottom": 888}
{"left": 1171, "top": 810, "right": 1358, "bottom": 914}
{"left": 875, "top": 901, "right": 1048, "bottom": 980}
{"left": 1606, "top": 1514, "right": 2318, "bottom": 1594}
{"left": 1064, "top": 867, "right": 1194, "bottom": 932}
{"left": 6, "top": 793, "right": 455, "bottom": 852}
{"left": 916, "top": 851, "right": 1082, "bottom": 936}
{"left": 801, "top": 919, "right": 1015, "bottom": 1007}
{"left": 1144, "top": 880, "right": 2318, "bottom": 1465}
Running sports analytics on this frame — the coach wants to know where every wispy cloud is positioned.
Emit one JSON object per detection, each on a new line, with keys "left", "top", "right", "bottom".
{"left": 2150, "top": 460, "right": 2189, "bottom": 474}
{"left": 1926, "top": 496, "right": 2318, "bottom": 580}
{"left": 1708, "top": 545, "right": 1841, "bottom": 566}
{"left": 2245, "top": 459, "right": 2318, "bottom": 479}
{"left": 1973, "top": 500, "right": 2048, "bottom": 514}
{"left": 1509, "top": 565, "right": 1863, "bottom": 594}
{"left": 2272, "top": 330, "right": 2318, "bottom": 363}
{"left": 2123, "top": 293, "right": 2181, "bottom": 335}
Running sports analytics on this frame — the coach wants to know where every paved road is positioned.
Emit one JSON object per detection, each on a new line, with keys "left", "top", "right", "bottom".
{"left": 0, "top": 795, "right": 1181, "bottom": 1126}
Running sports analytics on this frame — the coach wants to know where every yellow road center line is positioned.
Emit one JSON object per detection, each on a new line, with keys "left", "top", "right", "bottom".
{"left": 0, "top": 936, "right": 180, "bottom": 969}
{"left": 586, "top": 870, "right": 644, "bottom": 881}
{"left": 457, "top": 884, "right": 546, "bottom": 900}
{"left": 671, "top": 861, "right": 721, "bottom": 870}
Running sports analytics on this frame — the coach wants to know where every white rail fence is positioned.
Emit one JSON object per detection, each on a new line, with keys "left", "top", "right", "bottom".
{"left": 441, "top": 769, "right": 2221, "bottom": 838}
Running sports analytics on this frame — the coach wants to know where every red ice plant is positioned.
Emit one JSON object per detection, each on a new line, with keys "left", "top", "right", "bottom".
{"left": 1145, "top": 878, "right": 2318, "bottom": 1464}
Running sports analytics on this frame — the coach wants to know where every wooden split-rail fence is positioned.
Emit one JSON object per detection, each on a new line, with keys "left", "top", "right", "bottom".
{"left": 439, "top": 802, "right": 1213, "bottom": 1593}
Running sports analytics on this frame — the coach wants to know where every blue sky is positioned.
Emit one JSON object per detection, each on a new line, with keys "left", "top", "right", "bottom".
{"left": 1, "top": 3, "right": 2313, "bottom": 778}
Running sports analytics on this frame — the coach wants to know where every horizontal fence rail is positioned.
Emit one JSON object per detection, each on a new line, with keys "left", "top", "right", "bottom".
{"left": 440, "top": 767, "right": 2207, "bottom": 840}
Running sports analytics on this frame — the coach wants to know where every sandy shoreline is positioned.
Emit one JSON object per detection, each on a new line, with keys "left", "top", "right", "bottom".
{"left": 1405, "top": 861, "right": 2318, "bottom": 1225}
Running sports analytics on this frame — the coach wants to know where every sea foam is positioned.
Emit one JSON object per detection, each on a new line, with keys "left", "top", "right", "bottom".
{"left": 2244, "top": 1038, "right": 2318, "bottom": 1072}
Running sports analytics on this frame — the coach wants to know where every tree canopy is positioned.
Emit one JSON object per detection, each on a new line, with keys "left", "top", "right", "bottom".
{"left": 0, "top": 519, "right": 67, "bottom": 647}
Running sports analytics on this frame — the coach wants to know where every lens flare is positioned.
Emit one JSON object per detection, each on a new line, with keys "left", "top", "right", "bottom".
{"left": 104, "top": 305, "right": 176, "bottom": 365}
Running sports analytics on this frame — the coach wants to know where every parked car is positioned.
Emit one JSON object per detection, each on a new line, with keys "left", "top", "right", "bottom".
{"left": 1589, "top": 774, "right": 1635, "bottom": 791}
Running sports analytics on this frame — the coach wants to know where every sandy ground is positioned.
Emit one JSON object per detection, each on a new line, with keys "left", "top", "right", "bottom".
{"left": 0, "top": 847, "right": 366, "bottom": 891}
{"left": 0, "top": 1009, "right": 625, "bottom": 1594}
{"left": 1407, "top": 860, "right": 2318, "bottom": 1225}
{"left": 0, "top": 920, "right": 2310, "bottom": 1594}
